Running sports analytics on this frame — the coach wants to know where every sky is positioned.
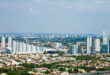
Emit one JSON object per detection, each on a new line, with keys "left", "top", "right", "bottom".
{"left": 0, "top": 0, "right": 110, "bottom": 34}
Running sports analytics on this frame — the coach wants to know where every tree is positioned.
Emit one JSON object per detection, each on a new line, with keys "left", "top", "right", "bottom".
{"left": 45, "top": 70, "right": 50, "bottom": 74}
{"left": 58, "top": 51, "right": 64, "bottom": 56}
{"left": 59, "top": 67, "right": 65, "bottom": 72}
{"left": 74, "top": 67, "right": 78, "bottom": 73}
{"left": 68, "top": 68, "right": 73, "bottom": 73}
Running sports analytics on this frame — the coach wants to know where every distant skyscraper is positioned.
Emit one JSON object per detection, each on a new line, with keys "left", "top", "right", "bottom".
{"left": 8, "top": 36, "right": 12, "bottom": 50}
{"left": 95, "top": 38, "right": 101, "bottom": 53}
{"left": 103, "top": 30, "right": 109, "bottom": 45}
{"left": 32, "top": 45, "right": 37, "bottom": 53}
{"left": 19, "top": 42, "right": 23, "bottom": 53}
{"left": 87, "top": 36, "right": 92, "bottom": 54}
{"left": 91, "top": 37, "right": 95, "bottom": 54}
{"left": 1, "top": 36, "right": 5, "bottom": 48}
{"left": 101, "top": 30, "right": 109, "bottom": 54}
{"left": 22, "top": 42, "right": 26, "bottom": 53}
{"left": 27, "top": 44, "right": 31, "bottom": 53}
{"left": 109, "top": 40, "right": 110, "bottom": 53}
{"left": 16, "top": 41, "right": 19, "bottom": 53}
{"left": 69, "top": 44, "right": 78, "bottom": 55}
{"left": 101, "top": 44, "right": 108, "bottom": 54}
{"left": 12, "top": 41, "right": 17, "bottom": 54}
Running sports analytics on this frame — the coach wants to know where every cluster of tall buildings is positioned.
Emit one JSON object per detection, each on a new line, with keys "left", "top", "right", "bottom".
{"left": 69, "top": 30, "right": 110, "bottom": 55}
{"left": 87, "top": 36, "right": 100, "bottom": 54}
{"left": 0, "top": 36, "right": 46, "bottom": 54}
{"left": 86, "top": 30, "right": 110, "bottom": 54}
{"left": 1, "top": 36, "right": 12, "bottom": 50}
{"left": 1, "top": 30, "right": 110, "bottom": 55}
{"left": 12, "top": 41, "right": 46, "bottom": 54}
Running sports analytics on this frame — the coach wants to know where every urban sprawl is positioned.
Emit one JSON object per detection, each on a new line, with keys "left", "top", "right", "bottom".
{"left": 0, "top": 31, "right": 110, "bottom": 75}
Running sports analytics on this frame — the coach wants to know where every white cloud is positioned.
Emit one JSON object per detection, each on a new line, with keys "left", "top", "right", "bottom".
{"left": 64, "top": 0, "right": 110, "bottom": 13}
{"left": 32, "top": 0, "right": 40, "bottom": 3}
{"left": 29, "top": 8, "right": 40, "bottom": 15}
{"left": 92, "top": 0, "right": 108, "bottom": 4}
{"left": 66, "top": 6, "right": 72, "bottom": 9}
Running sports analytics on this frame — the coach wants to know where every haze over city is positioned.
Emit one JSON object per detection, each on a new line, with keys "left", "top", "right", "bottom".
{"left": 1, "top": 0, "right": 110, "bottom": 75}
{"left": 0, "top": 0, "right": 110, "bottom": 34}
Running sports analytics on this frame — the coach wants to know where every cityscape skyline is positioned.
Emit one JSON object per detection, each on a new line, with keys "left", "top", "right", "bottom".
{"left": 1, "top": 0, "right": 110, "bottom": 75}
{"left": 0, "top": 29, "right": 110, "bottom": 74}
{"left": 0, "top": 30, "right": 109, "bottom": 55}
{"left": 0, "top": 0, "right": 110, "bottom": 33}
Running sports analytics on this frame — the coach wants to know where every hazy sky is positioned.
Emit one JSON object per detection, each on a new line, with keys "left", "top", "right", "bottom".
{"left": 0, "top": 0, "right": 110, "bottom": 34}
